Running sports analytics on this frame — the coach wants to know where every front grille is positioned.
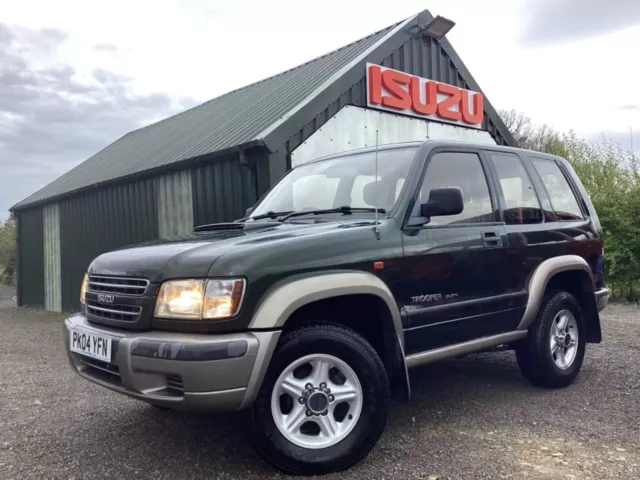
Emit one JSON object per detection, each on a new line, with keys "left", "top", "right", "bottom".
{"left": 87, "top": 275, "right": 149, "bottom": 296}
{"left": 86, "top": 300, "right": 142, "bottom": 322}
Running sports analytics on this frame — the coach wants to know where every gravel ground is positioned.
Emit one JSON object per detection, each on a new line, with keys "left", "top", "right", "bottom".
{"left": 1, "top": 287, "right": 639, "bottom": 480}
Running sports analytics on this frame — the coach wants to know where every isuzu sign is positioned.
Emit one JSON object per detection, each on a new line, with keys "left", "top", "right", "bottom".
{"left": 366, "top": 63, "right": 484, "bottom": 129}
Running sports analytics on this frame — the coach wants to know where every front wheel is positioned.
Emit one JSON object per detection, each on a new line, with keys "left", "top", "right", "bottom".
{"left": 249, "top": 323, "right": 390, "bottom": 475}
{"left": 516, "top": 290, "right": 586, "bottom": 388}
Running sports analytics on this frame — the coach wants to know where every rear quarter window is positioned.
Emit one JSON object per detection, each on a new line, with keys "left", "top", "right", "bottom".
{"left": 531, "top": 158, "right": 584, "bottom": 220}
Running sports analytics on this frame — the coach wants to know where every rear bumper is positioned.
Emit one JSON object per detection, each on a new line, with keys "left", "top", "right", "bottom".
{"left": 595, "top": 288, "right": 609, "bottom": 312}
{"left": 64, "top": 314, "right": 280, "bottom": 412}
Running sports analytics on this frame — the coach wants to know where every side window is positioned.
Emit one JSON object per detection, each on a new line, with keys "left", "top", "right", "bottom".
{"left": 531, "top": 159, "right": 584, "bottom": 220}
{"left": 418, "top": 152, "right": 494, "bottom": 225}
{"left": 489, "top": 153, "right": 543, "bottom": 224}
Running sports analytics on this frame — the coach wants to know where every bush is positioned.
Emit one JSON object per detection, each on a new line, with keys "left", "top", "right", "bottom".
{"left": 0, "top": 219, "right": 17, "bottom": 287}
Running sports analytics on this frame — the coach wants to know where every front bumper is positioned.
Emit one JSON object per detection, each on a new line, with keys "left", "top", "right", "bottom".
{"left": 64, "top": 314, "right": 280, "bottom": 412}
{"left": 595, "top": 288, "right": 609, "bottom": 312}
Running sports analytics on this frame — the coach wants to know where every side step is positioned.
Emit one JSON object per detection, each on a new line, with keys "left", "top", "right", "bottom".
{"left": 405, "top": 331, "right": 527, "bottom": 369}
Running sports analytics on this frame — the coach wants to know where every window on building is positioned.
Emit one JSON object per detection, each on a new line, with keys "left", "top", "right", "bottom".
{"left": 531, "top": 158, "right": 584, "bottom": 220}
{"left": 417, "top": 152, "right": 494, "bottom": 225}
{"left": 489, "top": 153, "right": 543, "bottom": 224}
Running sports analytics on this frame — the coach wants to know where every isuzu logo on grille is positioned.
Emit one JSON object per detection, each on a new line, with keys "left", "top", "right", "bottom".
{"left": 97, "top": 293, "right": 115, "bottom": 304}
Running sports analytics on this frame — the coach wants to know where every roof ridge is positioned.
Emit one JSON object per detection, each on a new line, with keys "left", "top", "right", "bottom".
{"left": 127, "top": 21, "right": 401, "bottom": 136}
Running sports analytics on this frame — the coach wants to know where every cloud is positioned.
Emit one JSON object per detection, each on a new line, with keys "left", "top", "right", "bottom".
{"left": 0, "top": 23, "right": 197, "bottom": 219}
{"left": 93, "top": 42, "right": 118, "bottom": 52}
{"left": 520, "top": 0, "right": 640, "bottom": 46}
{"left": 618, "top": 104, "right": 640, "bottom": 110}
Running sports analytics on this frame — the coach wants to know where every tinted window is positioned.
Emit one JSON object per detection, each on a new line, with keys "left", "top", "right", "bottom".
{"left": 418, "top": 152, "right": 494, "bottom": 225}
{"left": 532, "top": 159, "right": 583, "bottom": 220}
{"left": 489, "top": 153, "right": 543, "bottom": 224}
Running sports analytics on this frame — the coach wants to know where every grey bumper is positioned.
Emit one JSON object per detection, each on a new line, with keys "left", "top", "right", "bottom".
{"left": 595, "top": 288, "right": 609, "bottom": 312}
{"left": 64, "top": 314, "right": 280, "bottom": 412}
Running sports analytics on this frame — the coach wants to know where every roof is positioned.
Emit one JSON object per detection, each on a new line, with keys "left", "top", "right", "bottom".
{"left": 13, "top": 9, "right": 516, "bottom": 211}
{"left": 13, "top": 21, "right": 401, "bottom": 210}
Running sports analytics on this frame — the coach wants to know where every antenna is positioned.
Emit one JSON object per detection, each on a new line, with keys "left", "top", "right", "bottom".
{"left": 373, "top": 130, "right": 380, "bottom": 239}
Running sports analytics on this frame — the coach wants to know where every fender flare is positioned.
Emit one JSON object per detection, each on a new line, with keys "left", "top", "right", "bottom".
{"left": 244, "top": 271, "right": 410, "bottom": 403}
{"left": 518, "top": 255, "right": 594, "bottom": 331}
{"left": 249, "top": 270, "right": 405, "bottom": 348}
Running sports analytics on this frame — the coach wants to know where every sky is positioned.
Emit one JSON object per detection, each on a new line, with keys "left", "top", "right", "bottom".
{"left": 0, "top": 0, "right": 639, "bottom": 219}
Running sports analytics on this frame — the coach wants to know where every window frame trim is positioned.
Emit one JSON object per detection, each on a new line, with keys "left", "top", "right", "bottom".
{"left": 529, "top": 156, "right": 587, "bottom": 222}
{"left": 483, "top": 149, "right": 547, "bottom": 226}
{"left": 402, "top": 147, "right": 503, "bottom": 231}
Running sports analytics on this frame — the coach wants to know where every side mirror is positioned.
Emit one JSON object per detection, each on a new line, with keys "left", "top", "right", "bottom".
{"left": 245, "top": 206, "right": 255, "bottom": 217}
{"left": 421, "top": 187, "right": 464, "bottom": 217}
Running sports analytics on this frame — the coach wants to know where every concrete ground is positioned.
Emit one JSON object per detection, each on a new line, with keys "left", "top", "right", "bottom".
{"left": 1, "top": 284, "right": 639, "bottom": 479}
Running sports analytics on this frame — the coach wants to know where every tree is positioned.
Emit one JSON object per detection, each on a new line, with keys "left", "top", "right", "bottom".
{"left": 0, "top": 219, "right": 17, "bottom": 286}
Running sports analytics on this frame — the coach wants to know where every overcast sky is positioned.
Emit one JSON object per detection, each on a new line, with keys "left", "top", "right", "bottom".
{"left": 1, "top": 0, "right": 639, "bottom": 219}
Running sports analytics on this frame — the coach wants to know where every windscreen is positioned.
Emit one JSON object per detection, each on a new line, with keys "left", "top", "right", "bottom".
{"left": 250, "top": 147, "right": 418, "bottom": 217}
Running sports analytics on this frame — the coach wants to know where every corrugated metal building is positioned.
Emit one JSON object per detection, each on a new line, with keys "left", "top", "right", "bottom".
{"left": 11, "top": 9, "right": 516, "bottom": 312}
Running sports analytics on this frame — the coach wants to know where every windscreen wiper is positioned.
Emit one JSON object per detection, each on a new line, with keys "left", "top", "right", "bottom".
{"left": 279, "top": 206, "right": 386, "bottom": 222}
{"left": 239, "top": 210, "right": 294, "bottom": 222}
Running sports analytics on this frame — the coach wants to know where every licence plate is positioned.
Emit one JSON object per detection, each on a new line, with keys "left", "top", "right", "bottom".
{"left": 70, "top": 329, "right": 112, "bottom": 363}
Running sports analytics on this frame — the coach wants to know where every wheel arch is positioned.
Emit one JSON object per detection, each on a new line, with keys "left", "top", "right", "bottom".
{"left": 248, "top": 271, "right": 410, "bottom": 402}
{"left": 518, "top": 255, "right": 601, "bottom": 343}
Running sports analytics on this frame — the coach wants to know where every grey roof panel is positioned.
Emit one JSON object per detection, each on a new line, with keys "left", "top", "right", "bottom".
{"left": 13, "top": 22, "right": 397, "bottom": 210}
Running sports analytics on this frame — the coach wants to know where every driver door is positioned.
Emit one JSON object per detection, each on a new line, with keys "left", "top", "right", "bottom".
{"left": 396, "top": 148, "right": 515, "bottom": 355}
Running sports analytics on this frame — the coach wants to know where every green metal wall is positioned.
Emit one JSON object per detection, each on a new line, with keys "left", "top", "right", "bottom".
{"left": 17, "top": 208, "right": 45, "bottom": 308}
{"left": 191, "top": 155, "right": 258, "bottom": 225}
{"left": 18, "top": 154, "right": 261, "bottom": 312}
{"left": 59, "top": 179, "right": 159, "bottom": 312}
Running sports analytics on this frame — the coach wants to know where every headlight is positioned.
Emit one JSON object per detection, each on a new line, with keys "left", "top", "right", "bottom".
{"left": 154, "top": 278, "right": 245, "bottom": 320}
{"left": 80, "top": 274, "right": 89, "bottom": 305}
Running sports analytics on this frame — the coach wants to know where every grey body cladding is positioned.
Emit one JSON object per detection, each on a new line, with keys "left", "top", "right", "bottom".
{"left": 13, "top": 9, "right": 517, "bottom": 311}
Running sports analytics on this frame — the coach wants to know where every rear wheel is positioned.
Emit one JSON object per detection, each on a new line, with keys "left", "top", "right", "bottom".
{"left": 516, "top": 291, "right": 586, "bottom": 388}
{"left": 249, "top": 323, "right": 390, "bottom": 475}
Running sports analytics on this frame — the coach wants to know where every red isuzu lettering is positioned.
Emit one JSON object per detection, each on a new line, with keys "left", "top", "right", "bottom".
{"left": 367, "top": 64, "right": 484, "bottom": 126}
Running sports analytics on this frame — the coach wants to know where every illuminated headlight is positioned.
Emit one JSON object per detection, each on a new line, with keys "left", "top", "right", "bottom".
{"left": 154, "top": 279, "right": 245, "bottom": 320}
{"left": 80, "top": 274, "right": 89, "bottom": 305}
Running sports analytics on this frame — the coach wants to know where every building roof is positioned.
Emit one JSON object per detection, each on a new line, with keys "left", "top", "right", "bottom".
{"left": 13, "top": 10, "right": 515, "bottom": 211}
{"left": 12, "top": 23, "right": 399, "bottom": 211}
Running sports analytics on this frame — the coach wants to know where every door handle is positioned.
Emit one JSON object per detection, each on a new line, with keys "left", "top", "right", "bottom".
{"left": 481, "top": 231, "right": 503, "bottom": 248}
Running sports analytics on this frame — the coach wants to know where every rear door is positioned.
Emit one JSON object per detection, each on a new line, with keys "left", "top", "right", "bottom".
{"left": 484, "top": 150, "right": 601, "bottom": 307}
{"left": 482, "top": 149, "right": 551, "bottom": 318}
{"left": 397, "top": 147, "right": 515, "bottom": 355}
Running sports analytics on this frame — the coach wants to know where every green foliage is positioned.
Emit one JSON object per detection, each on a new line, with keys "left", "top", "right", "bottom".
{"left": 0, "top": 218, "right": 17, "bottom": 286}
{"left": 500, "top": 110, "right": 640, "bottom": 301}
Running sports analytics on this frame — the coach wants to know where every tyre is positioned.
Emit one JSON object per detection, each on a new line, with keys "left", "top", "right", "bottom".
{"left": 516, "top": 290, "right": 586, "bottom": 388}
{"left": 249, "top": 323, "right": 390, "bottom": 475}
